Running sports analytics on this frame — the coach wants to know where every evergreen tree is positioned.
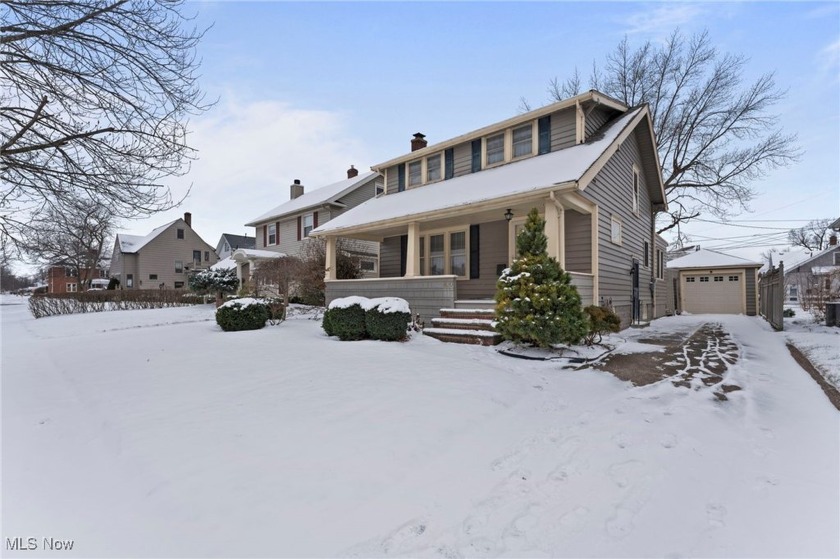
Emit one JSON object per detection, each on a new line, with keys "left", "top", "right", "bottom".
{"left": 495, "top": 208, "right": 588, "bottom": 347}
{"left": 189, "top": 267, "right": 239, "bottom": 306}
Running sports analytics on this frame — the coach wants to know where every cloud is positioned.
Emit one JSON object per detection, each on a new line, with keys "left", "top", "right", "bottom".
{"left": 817, "top": 38, "right": 840, "bottom": 78}
{"left": 623, "top": 3, "right": 705, "bottom": 37}
{"left": 119, "top": 95, "right": 371, "bottom": 245}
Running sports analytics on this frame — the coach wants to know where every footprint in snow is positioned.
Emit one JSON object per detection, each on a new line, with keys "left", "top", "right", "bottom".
{"left": 706, "top": 502, "right": 727, "bottom": 528}
{"left": 660, "top": 433, "right": 678, "bottom": 449}
{"left": 612, "top": 432, "right": 629, "bottom": 449}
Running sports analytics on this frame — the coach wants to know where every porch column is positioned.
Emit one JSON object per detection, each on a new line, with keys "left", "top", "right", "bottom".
{"left": 324, "top": 236, "right": 337, "bottom": 281}
{"left": 405, "top": 222, "right": 420, "bottom": 277}
{"left": 544, "top": 198, "right": 565, "bottom": 267}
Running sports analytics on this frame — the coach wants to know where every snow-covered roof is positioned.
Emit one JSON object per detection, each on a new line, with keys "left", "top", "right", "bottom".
{"left": 812, "top": 266, "right": 840, "bottom": 275}
{"left": 313, "top": 107, "right": 644, "bottom": 236}
{"left": 230, "top": 248, "right": 286, "bottom": 261}
{"left": 782, "top": 244, "right": 840, "bottom": 274}
{"left": 245, "top": 171, "right": 378, "bottom": 226}
{"left": 116, "top": 220, "right": 178, "bottom": 253}
{"left": 211, "top": 257, "right": 236, "bottom": 270}
{"left": 666, "top": 248, "right": 762, "bottom": 270}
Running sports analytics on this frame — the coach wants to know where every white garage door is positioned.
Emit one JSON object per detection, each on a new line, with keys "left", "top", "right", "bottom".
{"left": 682, "top": 272, "right": 744, "bottom": 314}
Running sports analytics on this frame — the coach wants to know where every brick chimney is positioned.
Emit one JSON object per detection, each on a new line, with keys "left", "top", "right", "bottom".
{"left": 290, "top": 179, "right": 304, "bottom": 200}
{"left": 347, "top": 165, "right": 358, "bottom": 179}
{"left": 830, "top": 234, "right": 838, "bottom": 246}
{"left": 411, "top": 132, "right": 427, "bottom": 152}
{"left": 183, "top": 212, "right": 192, "bottom": 228}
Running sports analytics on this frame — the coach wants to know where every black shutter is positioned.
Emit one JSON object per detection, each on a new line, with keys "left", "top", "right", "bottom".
{"left": 469, "top": 225, "right": 480, "bottom": 279}
{"left": 444, "top": 148, "right": 455, "bottom": 179}
{"left": 399, "top": 235, "right": 408, "bottom": 276}
{"left": 397, "top": 164, "right": 406, "bottom": 192}
{"left": 538, "top": 116, "right": 551, "bottom": 155}
{"left": 471, "top": 139, "right": 481, "bottom": 173}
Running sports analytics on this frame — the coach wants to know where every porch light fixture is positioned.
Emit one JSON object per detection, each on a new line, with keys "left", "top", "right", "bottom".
{"left": 504, "top": 209, "right": 514, "bottom": 221}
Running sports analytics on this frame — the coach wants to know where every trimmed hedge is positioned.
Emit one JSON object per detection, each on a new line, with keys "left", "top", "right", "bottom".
{"left": 323, "top": 303, "right": 367, "bottom": 341}
{"left": 323, "top": 296, "right": 411, "bottom": 341}
{"left": 365, "top": 306, "right": 411, "bottom": 341}
{"left": 28, "top": 290, "right": 206, "bottom": 318}
{"left": 216, "top": 299, "right": 269, "bottom": 332}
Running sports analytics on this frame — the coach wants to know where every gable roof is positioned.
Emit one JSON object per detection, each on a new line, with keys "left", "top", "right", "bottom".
{"left": 220, "top": 233, "right": 255, "bottom": 250}
{"left": 116, "top": 220, "right": 179, "bottom": 254}
{"left": 313, "top": 107, "right": 658, "bottom": 236}
{"left": 245, "top": 171, "right": 378, "bottom": 227}
{"left": 783, "top": 244, "right": 840, "bottom": 274}
{"left": 666, "top": 248, "right": 762, "bottom": 270}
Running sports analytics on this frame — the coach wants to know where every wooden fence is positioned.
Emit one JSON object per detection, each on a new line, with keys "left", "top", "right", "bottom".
{"left": 759, "top": 261, "right": 784, "bottom": 331}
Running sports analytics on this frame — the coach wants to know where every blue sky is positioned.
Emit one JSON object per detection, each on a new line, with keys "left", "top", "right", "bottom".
{"left": 113, "top": 1, "right": 839, "bottom": 265}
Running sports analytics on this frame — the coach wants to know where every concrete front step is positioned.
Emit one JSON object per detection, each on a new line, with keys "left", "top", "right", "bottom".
{"left": 430, "top": 317, "right": 496, "bottom": 332}
{"left": 439, "top": 308, "right": 496, "bottom": 321}
{"left": 423, "top": 327, "right": 503, "bottom": 346}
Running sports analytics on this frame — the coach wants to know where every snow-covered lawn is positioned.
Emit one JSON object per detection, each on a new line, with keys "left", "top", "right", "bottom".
{"left": 784, "top": 306, "right": 840, "bottom": 389}
{"left": 2, "top": 295, "right": 838, "bottom": 558}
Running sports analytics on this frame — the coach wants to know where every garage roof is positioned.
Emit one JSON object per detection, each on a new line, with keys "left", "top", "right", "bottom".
{"left": 667, "top": 248, "right": 762, "bottom": 270}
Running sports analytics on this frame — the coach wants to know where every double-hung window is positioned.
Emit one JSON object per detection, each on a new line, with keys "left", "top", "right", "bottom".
{"left": 632, "top": 167, "right": 640, "bottom": 214}
{"left": 175, "top": 260, "right": 183, "bottom": 274}
{"left": 611, "top": 216, "right": 622, "bottom": 245}
{"left": 486, "top": 133, "right": 504, "bottom": 165}
{"left": 268, "top": 224, "right": 277, "bottom": 245}
{"left": 193, "top": 250, "right": 201, "bottom": 265}
{"left": 512, "top": 124, "right": 533, "bottom": 158}
{"left": 450, "top": 232, "right": 466, "bottom": 277}
{"left": 302, "top": 214, "right": 314, "bottom": 237}
{"left": 426, "top": 154, "right": 441, "bottom": 183}
{"left": 408, "top": 160, "right": 422, "bottom": 187}
{"left": 429, "top": 234, "right": 445, "bottom": 275}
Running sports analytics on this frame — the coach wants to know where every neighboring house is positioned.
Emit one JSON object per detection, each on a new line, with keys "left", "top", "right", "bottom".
{"left": 243, "top": 166, "right": 381, "bottom": 279}
{"left": 783, "top": 235, "right": 840, "bottom": 306}
{"left": 46, "top": 265, "right": 108, "bottom": 294}
{"left": 312, "top": 90, "right": 669, "bottom": 328}
{"left": 216, "top": 233, "right": 256, "bottom": 261}
{"left": 666, "top": 249, "right": 762, "bottom": 315}
{"left": 111, "top": 212, "right": 219, "bottom": 290}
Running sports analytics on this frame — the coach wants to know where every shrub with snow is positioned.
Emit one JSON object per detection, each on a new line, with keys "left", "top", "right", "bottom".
{"left": 583, "top": 305, "right": 621, "bottom": 346}
{"left": 215, "top": 298, "right": 269, "bottom": 332}
{"left": 323, "top": 296, "right": 411, "bottom": 341}
{"left": 495, "top": 208, "right": 588, "bottom": 348}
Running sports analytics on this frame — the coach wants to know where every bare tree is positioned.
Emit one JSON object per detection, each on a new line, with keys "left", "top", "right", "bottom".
{"left": 253, "top": 256, "right": 301, "bottom": 302}
{"left": 1, "top": 0, "right": 210, "bottom": 249}
{"left": 542, "top": 30, "right": 799, "bottom": 235}
{"left": 787, "top": 219, "right": 834, "bottom": 251}
{"left": 22, "top": 198, "right": 113, "bottom": 290}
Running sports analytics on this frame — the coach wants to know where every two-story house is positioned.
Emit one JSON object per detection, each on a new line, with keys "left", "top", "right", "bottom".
{"left": 111, "top": 212, "right": 219, "bottom": 289}
{"left": 312, "top": 90, "right": 669, "bottom": 330}
{"left": 46, "top": 264, "right": 108, "bottom": 294}
{"left": 784, "top": 233, "right": 840, "bottom": 306}
{"left": 243, "top": 166, "right": 381, "bottom": 277}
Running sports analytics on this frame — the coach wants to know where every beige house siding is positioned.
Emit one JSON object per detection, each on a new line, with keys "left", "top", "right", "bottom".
{"left": 564, "top": 211, "right": 592, "bottom": 274}
{"left": 456, "top": 219, "right": 508, "bottom": 300}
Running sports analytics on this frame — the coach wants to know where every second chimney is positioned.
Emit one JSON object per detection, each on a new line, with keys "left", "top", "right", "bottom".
{"left": 290, "top": 179, "right": 304, "bottom": 200}
{"left": 184, "top": 212, "right": 192, "bottom": 228}
{"left": 411, "top": 132, "right": 427, "bottom": 152}
{"left": 347, "top": 165, "right": 359, "bottom": 179}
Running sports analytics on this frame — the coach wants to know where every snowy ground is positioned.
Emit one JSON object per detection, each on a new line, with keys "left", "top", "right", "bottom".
{"left": 784, "top": 305, "right": 840, "bottom": 389}
{"left": 2, "top": 295, "right": 838, "bottom": 558}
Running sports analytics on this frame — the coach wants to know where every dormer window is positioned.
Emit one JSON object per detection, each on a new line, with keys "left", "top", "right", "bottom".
{"left": 408, "top": 160, "right": 422, "bottom": 187}
{"left": 427, "top": 154, "right": 441, "bottom": 182}
{"left": 486, "top": 133, "right": 504, "bottom": 165}
{"left": 512, "top": 124, "right": 533, "bottom": 158}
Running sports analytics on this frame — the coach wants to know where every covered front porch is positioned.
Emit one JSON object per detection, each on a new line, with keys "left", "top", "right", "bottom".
{"left": 321, "top": 188, "right": 599, "bottom": 323}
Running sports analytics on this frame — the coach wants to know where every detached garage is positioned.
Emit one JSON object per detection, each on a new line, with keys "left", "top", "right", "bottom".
{"left": 667, "top": 249, "right": 761, "bottom": 315}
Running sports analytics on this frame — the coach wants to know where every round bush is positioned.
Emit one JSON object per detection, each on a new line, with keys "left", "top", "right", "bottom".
{"left": 216, "top": 298, "right": 269, "bottom": 332}
{"left": 322, "top": 307, "right": 336, "bottom": 336}
{"left": 365, "top": 299, "right": 411, "bottom": 341}
{"left": 324, "top": 303, "right": 366, "bottom": 340}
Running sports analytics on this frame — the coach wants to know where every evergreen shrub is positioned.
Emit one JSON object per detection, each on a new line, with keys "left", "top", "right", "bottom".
{"left": 365, "top": 298, "right": 411, "bottom": 341}
{"left": 323, "top": 301, "right": 366, "bottom": 340}
{"left": 583, "top": 305, "right": 622, "bottom": 345}
{"left": 215, "top": 298, "right": 269, "bottom": 332}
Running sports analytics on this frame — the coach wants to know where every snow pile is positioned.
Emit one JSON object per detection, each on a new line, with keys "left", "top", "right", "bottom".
{"left": 211, "top": 257, "right": 236, "bottom": 270}
{"left": 785, "top": 308, "right": 840, "bottom": 389}
{"left": 329, "top": 295, "right": 410, "bottom": 314}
